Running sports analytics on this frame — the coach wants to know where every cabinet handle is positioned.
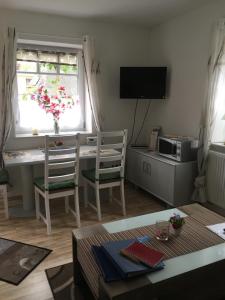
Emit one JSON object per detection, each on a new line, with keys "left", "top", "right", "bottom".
{"left": 143, "top": 161, "right": 151, "bottom": 176}
{"left": 142, "top": 161, "right": 146, "bottom": 173}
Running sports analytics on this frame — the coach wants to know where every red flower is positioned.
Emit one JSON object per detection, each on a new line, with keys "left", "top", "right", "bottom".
{"left": 38, "top": 86, "right": 44, "bottom": 93}
{"left": 43, "top": 95, "right": 50, "bottom": 103}
{"left": 32, "top": 83, "right": 75, "bottom": 120}
{"left": 58, "top": 86, "right": 65, "bottom": 91}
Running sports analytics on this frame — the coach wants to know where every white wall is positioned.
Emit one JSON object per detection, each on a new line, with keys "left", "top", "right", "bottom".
{"left": 0, "top": 8, "right": 152, "bottom": 150}
{"left": 4, "top": 1, "right": 224, "bottom": 148}
{"left": 144, "top": 0, "right": 225, "bottom": 139}
{"left": 2, "top": 1, "right": 225, "bottom": 196}
{"left": 0, "top": 8, "right": 151, "bottom": 195}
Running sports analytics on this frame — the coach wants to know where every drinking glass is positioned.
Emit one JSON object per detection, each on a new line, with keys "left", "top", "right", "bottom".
{"left": 155, "top": 220, "right": 170, "bottom": 241}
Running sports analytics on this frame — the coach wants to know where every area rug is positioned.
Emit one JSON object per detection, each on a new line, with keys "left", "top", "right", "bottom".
{"left": 0, "top": 237, "right": 52, "bottom": 285}
{"left": 46, "top": 263, "right": 74, "bottom": 300}
{"left": 45, "top": 262, "right": 94, "bottom": 300}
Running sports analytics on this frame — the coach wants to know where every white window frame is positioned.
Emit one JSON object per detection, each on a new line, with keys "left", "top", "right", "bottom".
{"left": 15, "top": 37, "right": 91, "bottom": 136}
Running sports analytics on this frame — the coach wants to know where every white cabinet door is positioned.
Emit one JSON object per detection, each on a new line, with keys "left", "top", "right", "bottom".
{"left": 127, "top": 150, "right": 152, "bottom": 190}
{"left": 126, "top": 150, "right": 143, "bottom": 187}
{"left": 127, "top": 149, "right": 175, "bottom": 204}
{"left": 149, "top": 158, "right": 175, "bottom": 205}
{"left": 140, "top": 156, "right": 153, "bottom": 190}
{"left": 127, "top": 148, "right": 195, "bottom": 207}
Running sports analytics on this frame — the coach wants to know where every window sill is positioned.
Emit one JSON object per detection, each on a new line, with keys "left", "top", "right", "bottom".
{"left": 210, "top": 143, "right": 225, "bottom": 154}
{"left": 15, "top": 130, "right": 93, "bottom": 138}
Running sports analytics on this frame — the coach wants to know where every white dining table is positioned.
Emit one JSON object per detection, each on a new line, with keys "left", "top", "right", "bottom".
{"left": 4, "top": 146, "right": 117, "bottom": 217}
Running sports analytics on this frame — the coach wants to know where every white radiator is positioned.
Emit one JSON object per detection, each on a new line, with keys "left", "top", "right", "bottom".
{"left": 206, "top": 150, "right": 225, "bottom": 208}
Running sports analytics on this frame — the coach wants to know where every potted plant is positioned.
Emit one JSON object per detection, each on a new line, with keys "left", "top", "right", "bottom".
{"left": 169, "top": 213, "right": 185, "bottom": 236}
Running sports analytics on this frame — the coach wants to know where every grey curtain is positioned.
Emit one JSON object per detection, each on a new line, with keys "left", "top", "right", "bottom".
{"left": 0, "top": 27, "right": 17, "bottom": 168}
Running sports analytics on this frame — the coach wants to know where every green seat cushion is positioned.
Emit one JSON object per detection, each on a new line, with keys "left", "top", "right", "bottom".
{"left": 82, "top": 169, "right": 121, "bottom": 183}
{"left": 0, "top": 169, "right": 9, "bottom": 185}
{"left": 34, "top": 177, "right": 75, "bottom": 191}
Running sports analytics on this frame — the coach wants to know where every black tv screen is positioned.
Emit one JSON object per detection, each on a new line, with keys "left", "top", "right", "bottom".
{"left": 120, "top": 67, "right": 167, "bottom": 99}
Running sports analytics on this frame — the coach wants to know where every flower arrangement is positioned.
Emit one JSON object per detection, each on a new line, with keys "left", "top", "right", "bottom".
{"left": 31, "top": 83, "right": 74, "bottom": 122}
{"left": 169, "top": 213, "right": 185, "bottom": 229}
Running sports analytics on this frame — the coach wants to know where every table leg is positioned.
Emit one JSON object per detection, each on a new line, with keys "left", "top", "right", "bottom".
{"left": 20, "top": 165, "right": 34, "bottom": 211}
{"left": 82, "top": 158, "right": 95, "bottom": 205}
{"left": 73, "top": 234, "right": 83, "bottom": 286}
{"left": 72, "top": 234, "right": 96, "bottom": 300}
{"left": 9, "top": 165, "right": 35, "bottom": 217}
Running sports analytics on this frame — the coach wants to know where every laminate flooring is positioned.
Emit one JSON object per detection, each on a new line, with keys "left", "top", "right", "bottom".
{"left": 0, "top": 184, "right": 165, "bottom": 300}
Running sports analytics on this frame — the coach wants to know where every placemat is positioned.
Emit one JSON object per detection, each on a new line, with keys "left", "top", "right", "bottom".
{"left": 77, "top": 211, "right": 225, "bottom": 298}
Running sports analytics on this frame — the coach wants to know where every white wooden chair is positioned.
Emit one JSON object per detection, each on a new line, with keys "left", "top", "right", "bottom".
{"left": 34, "top": 134, "right": 80, "bottom": 234}
{"left": 0, "top": 169, "right": 9, "bottom": 219}
{"left": 82, "top": 129, "right": 128, "bottom": 221}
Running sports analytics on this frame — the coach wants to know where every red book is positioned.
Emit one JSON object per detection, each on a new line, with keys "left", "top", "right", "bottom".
{"left": 121, "top": 242, "right": 164, "bottom": 268}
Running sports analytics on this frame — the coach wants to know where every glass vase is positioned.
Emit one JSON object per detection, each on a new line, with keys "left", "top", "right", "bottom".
{"left": 173, "top": 226, "right": 183, "bottom": 237}
{"left": 54, "top": 119, "right": 60, "bottom": 135}
{"left": 155, "top": 220, "right": 170, "bottom": 241}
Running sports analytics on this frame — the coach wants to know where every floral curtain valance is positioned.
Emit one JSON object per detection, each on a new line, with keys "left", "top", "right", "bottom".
{"left": 16, "top": 49, "right": 77, "bottom": 66}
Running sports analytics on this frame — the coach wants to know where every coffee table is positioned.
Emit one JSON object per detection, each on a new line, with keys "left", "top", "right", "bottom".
{"left": 72, "top": 204, "right": 225, "bottom": 300}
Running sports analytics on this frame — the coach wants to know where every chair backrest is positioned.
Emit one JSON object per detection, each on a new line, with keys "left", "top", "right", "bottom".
{"left": 44, "top": 134, "right": 80, "bottom": 190}
{"left": 95, "top": 129, "right": 128, "bottom": 180}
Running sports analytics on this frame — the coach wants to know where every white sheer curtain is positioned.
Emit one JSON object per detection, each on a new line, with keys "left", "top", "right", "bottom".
{"left": 82, "top": 36, "right": 102, "bottom": 131}
{"left": 193, "top": 19, "right": 225, "bottom": 202}
{"left": 0, "top": 27, "right": 17, "bottom": 168}
{"left": 211, "top": 56, "right": 225, "bottom": 142}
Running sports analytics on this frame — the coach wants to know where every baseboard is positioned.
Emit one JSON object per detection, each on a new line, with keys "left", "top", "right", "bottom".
{"left": 130, "top": 144, "right": 148, "bottom": 148}
{"left": 203, "top": 202, "right": 225, "bottom": 217}
{"left": 7, "top": 191, "right": 22, "bottom": 198}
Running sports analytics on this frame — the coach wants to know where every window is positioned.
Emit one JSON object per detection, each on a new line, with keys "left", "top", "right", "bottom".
{"left": 16, "top": 42, "right": 86, "bottom": 135}
{"left": 211, "top": 54, "right": 225, "bottom": 143}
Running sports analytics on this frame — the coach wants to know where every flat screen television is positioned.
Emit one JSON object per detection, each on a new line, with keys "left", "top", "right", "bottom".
{"left": 120, "top": 67, "right": 167, "bottom": 99}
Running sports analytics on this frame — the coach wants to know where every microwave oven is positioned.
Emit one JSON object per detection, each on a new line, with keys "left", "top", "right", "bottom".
{"left": 158, "top": 136, "right": 197, "bottom": 162}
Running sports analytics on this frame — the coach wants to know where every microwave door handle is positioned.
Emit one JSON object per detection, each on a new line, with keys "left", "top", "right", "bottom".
{"left": 172, "top": 144, "right": 176, "bottom": 155}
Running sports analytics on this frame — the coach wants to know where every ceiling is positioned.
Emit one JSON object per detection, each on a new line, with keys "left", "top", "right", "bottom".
{"left": 0, "top": 0, "right": 214, "bottom": 28}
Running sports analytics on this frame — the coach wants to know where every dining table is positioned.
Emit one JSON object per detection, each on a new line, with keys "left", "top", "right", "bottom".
{"left": 4, "top": 146, "right": 117, "bottom": 217}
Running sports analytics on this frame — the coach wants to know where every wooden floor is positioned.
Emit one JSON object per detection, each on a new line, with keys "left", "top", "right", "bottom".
{"left": 0, "top": 184, "right": 165, "bottom": 300}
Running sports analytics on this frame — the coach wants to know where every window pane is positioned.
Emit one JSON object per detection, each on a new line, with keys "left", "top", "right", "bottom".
{"left": 17, "top": 49, "right": 38, "bottom": 61}
{"left": 59, "top": 53, "right": 77, "bottom": 65}
{"left": 16, "top": 73, "right": 81, "bottom": 132}
{"left": 211, "top": 66, "right": 225, "bottom": 143}
{"left": 38, "top": 52, "right": 58, "bottom": 63}
{"left": 60, "top": 64, "right": 77, "bottom": 74}
{"left": 17, "top": 74, "right": 39, "bottom": 102}
{"left": 16, "top": 46, "right": 85, "bottom": 134}
{"left": 17, "top": 61, "right": 37, "bottom": 72}
{"left": 39, "top": 63, "right": 57, "bottom": 73}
